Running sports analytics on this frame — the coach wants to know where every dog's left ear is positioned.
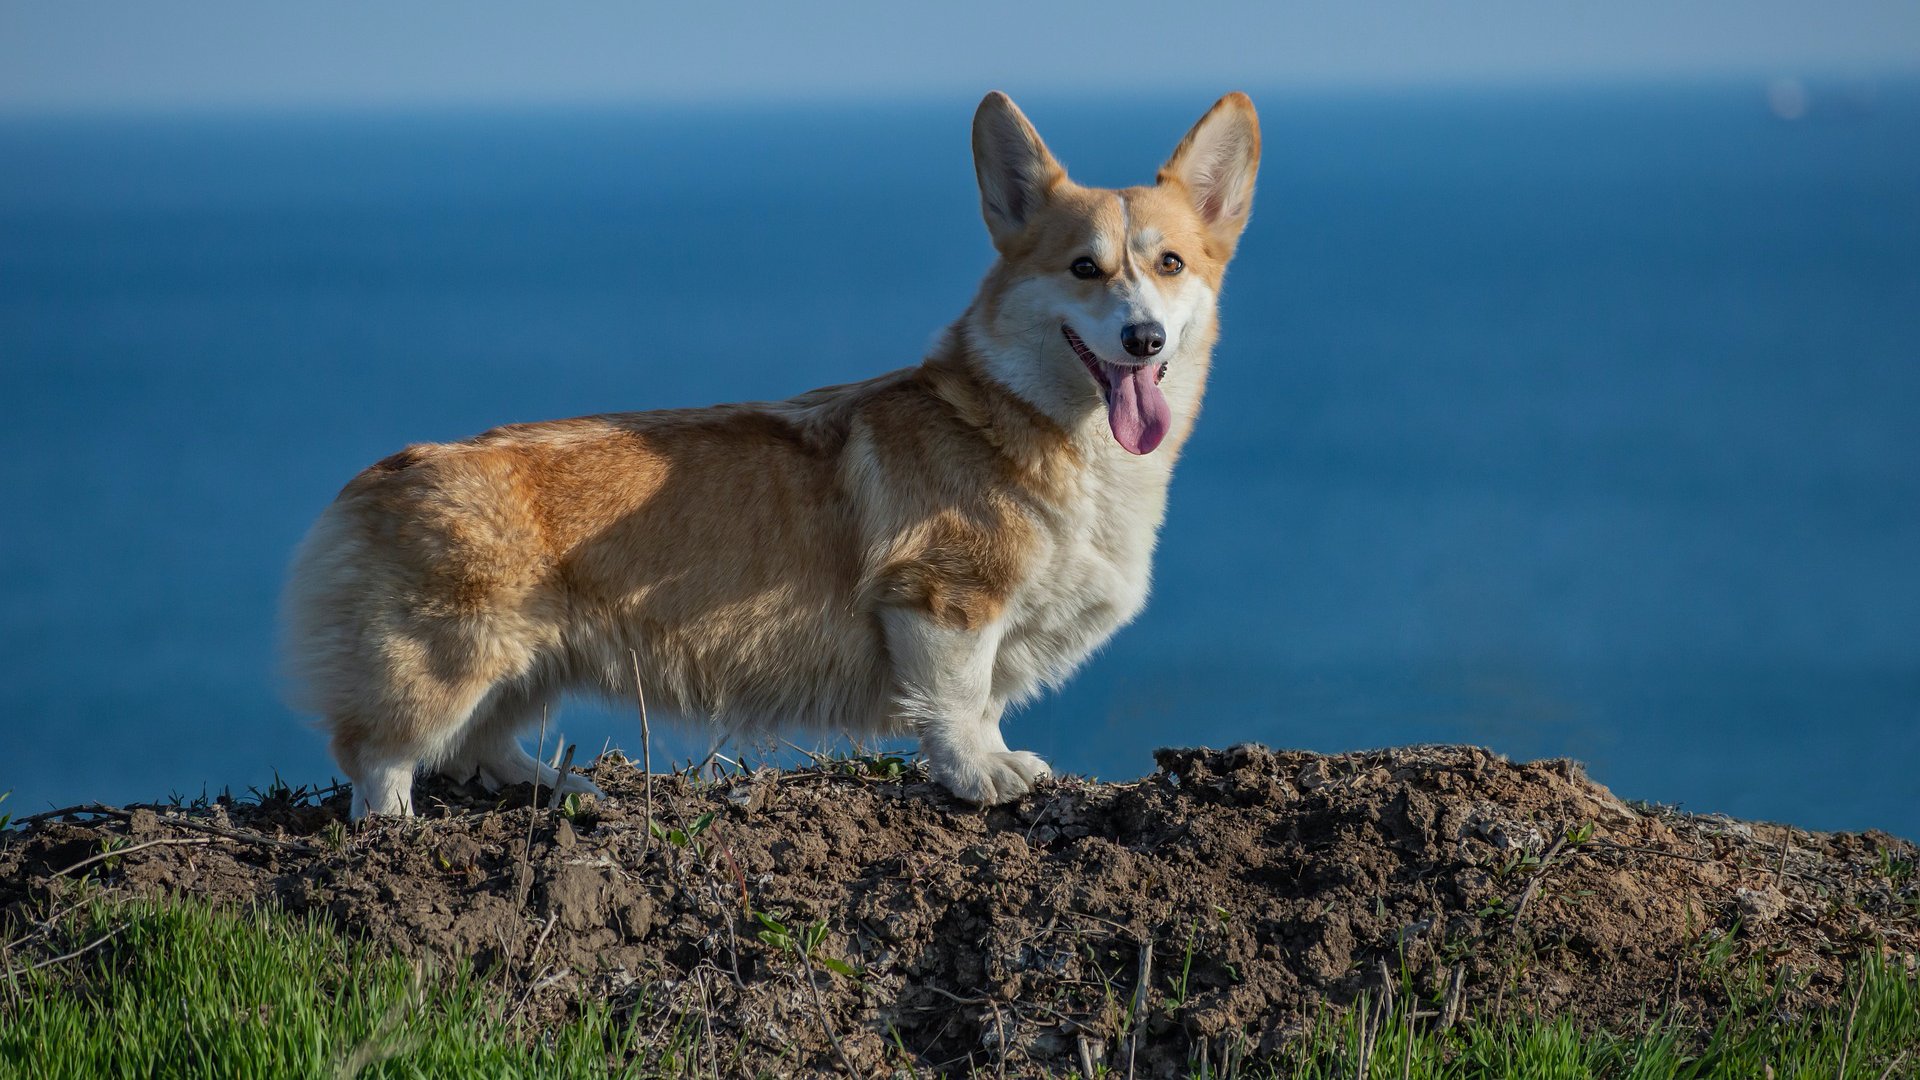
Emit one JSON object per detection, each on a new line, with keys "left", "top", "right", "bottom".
{"left": 1159, "top": 92, "right": 1261, "bottom": 257}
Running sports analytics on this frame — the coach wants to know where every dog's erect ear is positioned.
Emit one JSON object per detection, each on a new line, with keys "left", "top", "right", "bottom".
{"left": 973, "top": 92, "right": 1066, "bottom": 250}
{"left": 1159, "top": 92, "right": 1261, "bottom": 256}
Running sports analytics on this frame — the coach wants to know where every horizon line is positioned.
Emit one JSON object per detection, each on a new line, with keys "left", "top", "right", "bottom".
{"left": 3, "top": 67, "right": 1914, "bottom": 123}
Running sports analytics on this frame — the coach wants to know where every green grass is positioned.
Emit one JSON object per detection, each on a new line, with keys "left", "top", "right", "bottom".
{"left": 1212, "top": 951, "right": 1920, "bottom": 1080}
{"left": 0, "top": 897, "right": 676, "bottom": 1079}
{"left": 1252, "top": 965, "right": 1919, "bottom": 1079}
{"left": 2, "top": 895, "right": 1915, "bottom": 1078}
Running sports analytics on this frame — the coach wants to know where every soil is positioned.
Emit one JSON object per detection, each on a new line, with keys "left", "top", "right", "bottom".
{"left": 3, "top": 745, "right": 1916, "bottom": 1076}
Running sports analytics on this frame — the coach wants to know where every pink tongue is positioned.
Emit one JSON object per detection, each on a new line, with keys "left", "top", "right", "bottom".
{"left": 1106, "top": 365, "right": 1171, "bottom": 455}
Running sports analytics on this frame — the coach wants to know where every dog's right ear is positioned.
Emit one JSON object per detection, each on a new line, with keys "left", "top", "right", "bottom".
{"left": 973, "top": 92, "right": 1066, "bottom": 250}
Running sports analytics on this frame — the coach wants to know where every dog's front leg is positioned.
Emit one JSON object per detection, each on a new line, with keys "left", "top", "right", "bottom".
{"left": 883, "top": 609, "right": 1051, "bottom": 805}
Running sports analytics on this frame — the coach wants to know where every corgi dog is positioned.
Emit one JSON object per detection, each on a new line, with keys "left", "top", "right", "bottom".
{"left": 282, "top": 92, "right": 1260, "bottom": 818}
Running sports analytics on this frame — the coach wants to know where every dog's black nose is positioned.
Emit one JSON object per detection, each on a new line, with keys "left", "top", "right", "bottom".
{"left": 1121, "top": 321, "right": 1166, "bottom": 358}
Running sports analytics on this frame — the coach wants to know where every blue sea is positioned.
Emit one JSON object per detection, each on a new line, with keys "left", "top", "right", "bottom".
{"left": 2, "top": 83, "right": 1916, "bottom": 836}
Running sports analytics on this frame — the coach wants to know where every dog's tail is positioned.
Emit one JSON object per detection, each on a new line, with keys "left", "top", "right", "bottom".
{"left": 277, "top": 496, "right": 369, "bottom": 723}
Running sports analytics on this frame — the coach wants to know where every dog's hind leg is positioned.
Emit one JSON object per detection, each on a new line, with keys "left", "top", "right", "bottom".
{"left": 335, "top": 736, "right": 419, "bottom": 819}
{"left": 330, "top": 691, "right": 489, "bottom": 820}
{"left": 318, "top": 622, "right": 533, "bottom": 814}
{"left": 327, "top": 661, "right": 515, "bottom": 819}
{"left": 439, "top": 683, "right": 605, "bottom": 799}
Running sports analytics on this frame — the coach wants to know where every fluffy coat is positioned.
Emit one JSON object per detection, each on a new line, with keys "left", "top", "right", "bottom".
{"left": 281, "top": 91, "right": 1261, "bottom": 817}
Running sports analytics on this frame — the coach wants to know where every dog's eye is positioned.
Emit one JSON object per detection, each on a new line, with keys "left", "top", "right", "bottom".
{"left": 1070, "top": 257, "right": 1102, "bottom": 280}
{"left": 1158, "top": 252, "right": 1185, "bottom": 275}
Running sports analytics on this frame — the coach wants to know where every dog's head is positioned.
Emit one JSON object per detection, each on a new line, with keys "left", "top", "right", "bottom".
{"left": 963, "top": 92, "right": 1260, "bottom": 456}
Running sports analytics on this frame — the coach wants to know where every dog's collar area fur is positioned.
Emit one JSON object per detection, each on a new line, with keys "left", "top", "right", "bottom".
{"left": 921, "top": 335, "right": 1081, "bottom": 478}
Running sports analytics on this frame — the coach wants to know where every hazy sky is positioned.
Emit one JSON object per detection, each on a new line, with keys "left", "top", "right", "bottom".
{"left": 4, "top": 0, "right": 1918, "bottom": 113}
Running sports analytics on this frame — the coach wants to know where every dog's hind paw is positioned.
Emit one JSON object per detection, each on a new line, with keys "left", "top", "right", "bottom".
{"left": 557, "top": 772, "right": 604, "bottom": 799}
{"left": 931, "top": 749, "right": 1051, "bottom": 805}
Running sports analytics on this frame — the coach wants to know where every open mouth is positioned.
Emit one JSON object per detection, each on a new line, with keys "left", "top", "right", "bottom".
{"left": 1062, "top": 324, "right": 1171, "bottom": 456}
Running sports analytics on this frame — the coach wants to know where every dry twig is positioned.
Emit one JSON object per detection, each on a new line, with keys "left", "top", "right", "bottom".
{"left": 521, "top": 705, "right": 549, "bottom": 893}
{"left": 1513, "top": 835, "right": 1568, "bottom": 924}
{"left": 1439, "top": 963, "right": 1466, "bottom": 1030}
{"left": 52, "top": 837, "right": 212, "bottom": 878}
{"left": 151, "top": 813, "right": 319, "bottom": 854}
{"left": 525, "top": 912, "right": 558, "bottom": 970}
{"left": 1, "top": 924, "right": 126, "bottom": 980}
{"left": 545, "top": 745, "right": 576, "bottom": 811}
{"left": 630, "top": 649, "right": 654, "bottom": 854}
{"left": 1127, "top": 936, "right": 1153, "bottom": 1079}
{"left": 13, "top": 803, "right": 120, "bottom": 827}
{"left": 334, "top": 962, "right": 426, "bottom": 1079}
{"left": 1836, "top": 978, "right": 1864, "bottom": 1080}
{"left": 796, "top": 950, "right": 860, "bottom": 1076}
{"left": 8, "top": 803, "right": 315, "bottom": 855}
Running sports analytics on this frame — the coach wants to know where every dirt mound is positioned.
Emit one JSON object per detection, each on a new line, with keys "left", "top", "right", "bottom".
{"left": 4, "top": 745, "right": 1916, "bottom": 1075}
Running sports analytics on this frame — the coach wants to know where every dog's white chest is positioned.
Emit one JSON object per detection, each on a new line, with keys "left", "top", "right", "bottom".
{"left": 991, "top": 456, "right": 1170, "bottom": 703}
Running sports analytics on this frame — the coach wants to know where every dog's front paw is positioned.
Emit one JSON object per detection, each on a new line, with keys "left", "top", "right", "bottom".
{"left": 931, "top": 750, "right": 1052, "bottom": 805}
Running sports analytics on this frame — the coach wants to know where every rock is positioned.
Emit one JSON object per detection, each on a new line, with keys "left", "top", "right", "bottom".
{"left": 435, "top": 835, "right": 482, "bottom": 871}
{"left": 1736, "top": 886, "right": 1787, "bottom": 925}
{"left": 541, "top": 863, "right": 612, "bottom": 932}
